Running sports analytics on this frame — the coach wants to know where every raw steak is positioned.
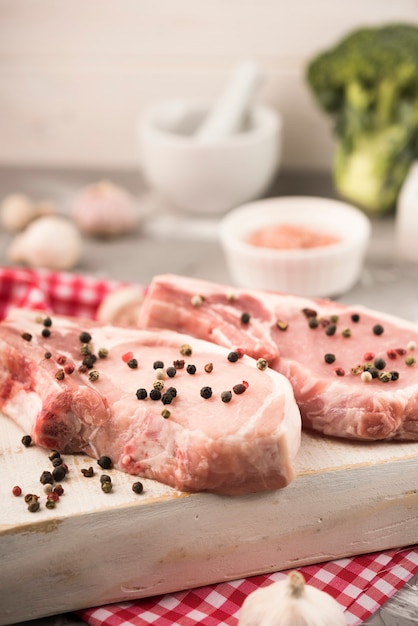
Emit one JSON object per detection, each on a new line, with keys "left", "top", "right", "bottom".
{"left": 0, "top": 308, "right": 301, "bottom": 495}
{"left": 139, "top": 274, "right": 418, "bottom": 441}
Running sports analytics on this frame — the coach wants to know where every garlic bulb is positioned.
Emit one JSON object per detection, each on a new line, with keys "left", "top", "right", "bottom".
{"left": 0, "top": 193, "right": 57, "bottom": 232}
{"left": 71, "top": 180, "right": 138, "bottom": 237}
{"left": 238, "top": 571, "right": 347, "bottom": 626}
{"left": 96, "top": 286, "right": 144, "bottom": 326}
{"left": 8, "top": 215, "right": 82, "bottom": 271}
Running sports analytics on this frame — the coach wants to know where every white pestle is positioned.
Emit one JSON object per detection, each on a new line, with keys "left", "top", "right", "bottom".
{"left": 194, "top": 60, "right": 263, "bottom": 143}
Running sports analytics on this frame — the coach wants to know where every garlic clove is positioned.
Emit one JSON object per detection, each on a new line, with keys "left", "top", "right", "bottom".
{"left": 238, "top": 570, "right": 347, "bottom": 626}
{"left": 7, "top": 215, "right": 83, "bottom": 271}
{"left": 71, "top": 180, "right": 139, "bottom": 237}
{"left": 0, "top": 193, "right": 36, "bottom": 232}
{"left": 96, "top": 286, "right": 145, "bottom": 326}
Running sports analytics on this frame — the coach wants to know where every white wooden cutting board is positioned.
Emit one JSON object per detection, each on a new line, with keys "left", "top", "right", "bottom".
{"left": 1, "top": 411, "right": 417, "bottom": 625}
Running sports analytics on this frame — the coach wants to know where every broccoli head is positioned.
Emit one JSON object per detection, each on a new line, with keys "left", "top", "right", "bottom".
{"left": 306, "top": 23, "right": 418, "bottom": 214}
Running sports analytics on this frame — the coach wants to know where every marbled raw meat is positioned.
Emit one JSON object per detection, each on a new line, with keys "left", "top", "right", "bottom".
{"left": 0, "top": 308, "right": 301, "bottom": 495}
{"left": 139, "top": 273, "right": 418, "bottom": 441}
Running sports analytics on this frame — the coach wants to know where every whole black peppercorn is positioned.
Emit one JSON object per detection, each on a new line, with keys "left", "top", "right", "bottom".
{"left": 97, "top": 455, "right": 113, "bottom": 470}
{"left": 28, "top": 500, "right": 40, "bottom": 512}
{"left": 136, "top": 388, "right": 147, "bottom": 400}
{"left": 325, "top": 324, "right": 337, "bottom": 336}
{"left": 200, "top": 386, "right": 213, "bottom": 399}
{"left": 127, "top": 358, "right": 138, "bottom": 369}
{"left": 153, "top": 360, "right": 164, "bottom": 369}
{"left": 40, "top": 470, "right": 54, "bottom": 485}
{"left": 44, "top": 351, "right": 52, "bottom": 359}
{"left": 52, "top": 465, "right": 67, "bottom": 482}
{"left": 166, "top": 386, "right": 177, "bottom": 398}
{"left": 221, "top": 390, "right": 232, "bottom": 403}
{"left": 186, "top": 364, "right": 197, "bottom": 375}
{"left": 82, "top": 354, "right": 97, "bottom": 369}
{"left": 100, "top": 474, "right": 112, "bottom": 484}
{"left": 150, "top": 388, "right": 162, "bottom": 401}
{"left": 240, "top": 312, "right": 250, "bottom": 324}
{"left": 49, "top": 450, "right": 61, "bottom": 462}
{"left": 21, "top": 434, "right": 32, "bottom": 447}
{"left": 308, "top": 317, "right": 319, "bottom": 329}
{"left": 373, "top": 324, "right": 384, "bottom": 336}
{"left": 324, "top": 353, "right": 336, "bottom": 364}
{"left": 43, "top": 317, "right": 52, "bottom": 327}
{"left": 374, "top": 357, "right": 386, "bottom": 370}
{"left": 42, "top": 328, "right": 51, "bottom": 338}
{"left": 79, "top": 331, "right": 92, "bottom": 343}
{"left": 390, "top": 370, "right": 400, "bottom": 381}
{"left": 132, "top": 481, "right": 144, "bottom": 494}
{"left": 351, "top": 313, "right": 360, "bottom": 323}
{"left": 52, "top": 457, "right": 63, "bottom": 467}
{"left": 161, "top": 392, "right": 174, "bottom": 405}
{"left": 166, "top": 366, "right": 177, "bottom": 378}
{"left": 227, "top": 351, "right": 239, "bottom": 363}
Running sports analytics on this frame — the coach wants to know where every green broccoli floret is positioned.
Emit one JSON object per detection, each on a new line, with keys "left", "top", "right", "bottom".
{"left": 306, "top": 24, "right": 418, "bottom": 214}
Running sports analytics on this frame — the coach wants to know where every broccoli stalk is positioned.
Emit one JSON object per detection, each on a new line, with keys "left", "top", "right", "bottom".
{"left": 306, "top": 24, "right": 418, "bottom": 215}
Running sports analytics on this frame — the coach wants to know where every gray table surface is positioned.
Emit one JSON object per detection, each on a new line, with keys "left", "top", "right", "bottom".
{"left": 1, "top": 166, "right": 417, "bottom": 626}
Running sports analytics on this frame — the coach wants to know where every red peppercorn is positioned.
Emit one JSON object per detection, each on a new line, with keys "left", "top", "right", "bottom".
{"left": 386, "top": 349, "right": 398, "bottom": 360}
{"left": 122, "top": 351, "right": 133, "bottom": 363}
{"left": 363, "top": 352, "right": 375, "bottom": 362}
{"left": 12, "top": 485, "right": 22, "bottom": 496}
{"left": 56, "top": 355, "right": 67, "bottom": 365}
{"left": 335, "top": 367, "right": 345, "bottom": 376}
{"left": 47, "top": 491, "right": 59, "bottom": 502}
{"left": 235, "top": 348, "right": 245, "bottom": 359}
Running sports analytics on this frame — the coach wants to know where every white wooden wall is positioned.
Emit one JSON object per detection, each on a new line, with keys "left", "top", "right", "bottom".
{"left": 0, "top": 0, "right": 416, "bottom": 172}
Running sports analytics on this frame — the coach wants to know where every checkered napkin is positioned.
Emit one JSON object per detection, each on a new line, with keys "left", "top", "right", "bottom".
{"left": 0, "top": 268, "right": 417, "bottom": 625}
{"left": 78, "top": 547, "right": 418, "bottom": 626}
{"left": 0, "top": 266, "right": 128, "bottom": 320}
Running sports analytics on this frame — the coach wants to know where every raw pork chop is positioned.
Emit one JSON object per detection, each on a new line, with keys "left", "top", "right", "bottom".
{"left": 139, "top": 274, "right": 418, "bottom": 441}
{"left": 0, "top": 308, "right": 301, "bottom": 495}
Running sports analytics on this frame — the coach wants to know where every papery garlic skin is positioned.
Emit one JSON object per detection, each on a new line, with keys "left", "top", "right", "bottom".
{"left": 71, "top": 180, "right": 138, "bottom": 237}
{"left": 238, "top": 571, "right": 347, "bottom": 626}
{"left": 8, "top": 216, "right": 83, "bottom": 271}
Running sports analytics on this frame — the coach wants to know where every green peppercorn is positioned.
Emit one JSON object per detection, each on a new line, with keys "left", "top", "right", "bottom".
{"left": 161, "top": 408, "right": 171, "bottom": 419}
{"left": 44, "top": 351, "right": 52, "bottom": 359}
{"left": 330, "top": 315, "right": 339, "bottom": 323}
{"left": 100, "top": 474, "right": 111, "bottom": 484}
{"left": 180, "top": 344, "right": 192, "bottom": 356}
{"left": 89, "top": 370, "right": 100, "bottom": 381}
{"left": 80, "top": 343, "right": 92, "bottom": 356}
{"left": 256, "top": 358, "right": 268, "bottom": 371}
{"left": 390, "top": 370, "right": 400, "bottom": 381}
{"left": 28, "top": 500, "right": 40, "bottom": 512}
{"left": 342, "top": 328, "right": 351, "bottom": 338}
{"left": 45, "top": 499, "right": 56, "bottom": 509}
{"left": 276, "top": 320, "right": 289, "bottom": 331}
{"left": 153, "top": 379, "right": 164, "bottom": 391}
{"left": 405, "top": 355, "right": 416, "bottom": 366}
{"left": 378, "top": 371, "right": 392, "bottom": 382}
{"left": 132, "top": 481, "right": 143, "bottom": 494}
{"left": 98, "top": 347, "right": 109, "bottom": 359}
{"left": 55, "top": 369, "right": 65, "bottom": 380}
{"left": 101, "top": 481, "right": 113, "bottom": 493}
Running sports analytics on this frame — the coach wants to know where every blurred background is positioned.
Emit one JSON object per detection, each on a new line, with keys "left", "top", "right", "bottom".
{"left": 1, "top": 0, "right": 416, "bottom": 174}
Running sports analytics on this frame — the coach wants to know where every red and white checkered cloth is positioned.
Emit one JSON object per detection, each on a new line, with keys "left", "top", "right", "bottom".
{"left": 77, "top": 547, "right": 418, "bottom": 626}
{"left": 0, "top": 267, "right": 417, "bottom": 625}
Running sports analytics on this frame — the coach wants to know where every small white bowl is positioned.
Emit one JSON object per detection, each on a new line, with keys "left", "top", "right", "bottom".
{"left": 138, "top": 100, "right": 281, "bottom": 215}
{"left": 219, "top": 196, "right": 371, "bottom": 298}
